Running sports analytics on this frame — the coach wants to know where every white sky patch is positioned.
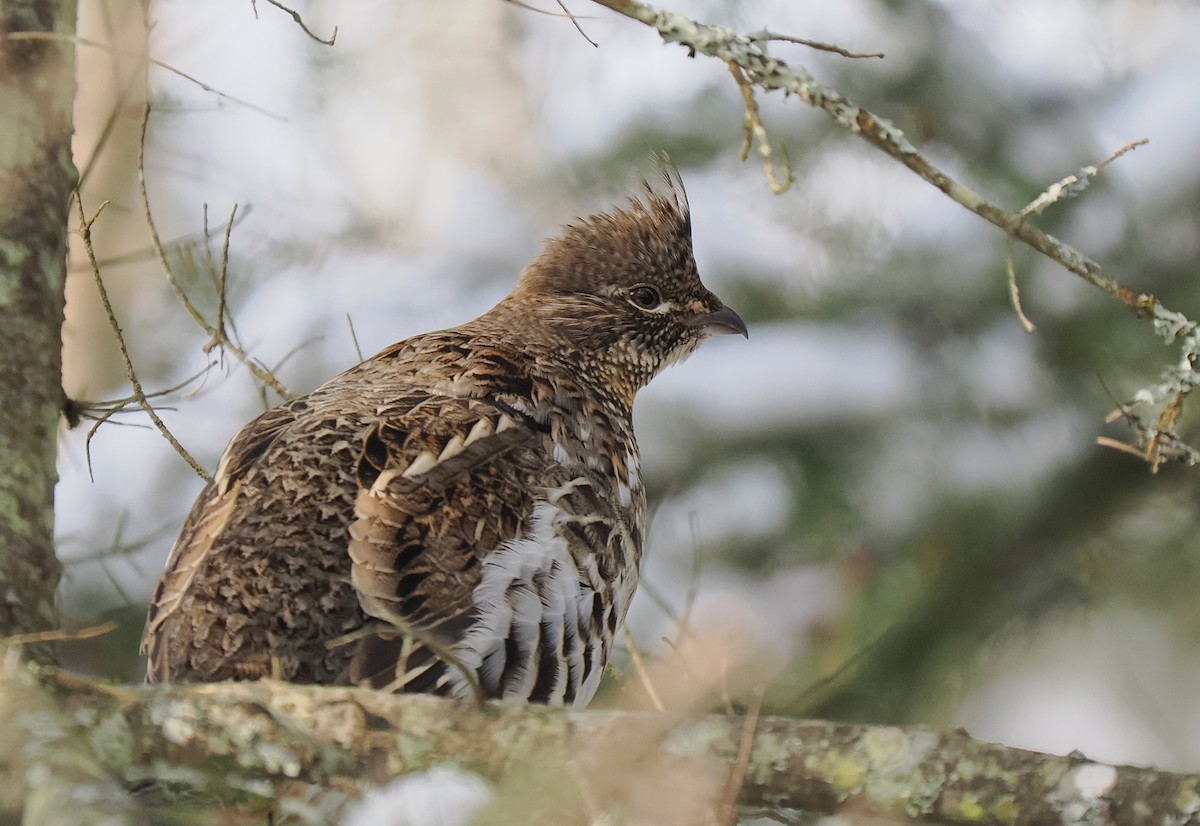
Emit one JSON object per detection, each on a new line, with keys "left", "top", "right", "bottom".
{"left": 641, "top": 321, "right": 922, "bottom": 437}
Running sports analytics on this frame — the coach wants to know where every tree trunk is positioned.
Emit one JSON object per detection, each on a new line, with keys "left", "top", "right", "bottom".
{"left": 0, "top": 0, "right": 79, "bottom": 661}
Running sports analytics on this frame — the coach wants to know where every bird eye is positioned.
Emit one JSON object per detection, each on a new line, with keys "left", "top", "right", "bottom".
{"left": 629, "top": 285, "right": 662, "bottom": 309}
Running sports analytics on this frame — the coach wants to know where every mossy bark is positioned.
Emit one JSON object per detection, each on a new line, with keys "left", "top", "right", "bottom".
{"left": 0, "top": 0, "right": 79, "bottom": 661}
{"left": 3, "top": 667, "right": 1197, "bottom": 825}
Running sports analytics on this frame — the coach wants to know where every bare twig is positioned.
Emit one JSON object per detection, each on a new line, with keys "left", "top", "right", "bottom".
{"left": 68, "top": 204, "right": 254, "bottom": 273}
{"left": 71, "top": 363, "right": 213, "bottom": 480}
{"left": 211, "top": 203, "right": 239, "bottom": 363}
{"left": 73, "top": 362, "right": 212, "bottom": 485}
{"left": 1004, "top": 237, "right": 1037, "bottom": 333}
{"left": 74, "top": 195, "right": 211, "bottom": 482}
{"left": 346, "top": 313, "right": 364, "bottom": 362}
{"left": 504, "top": 0, "right": 605, "bottom": 21}
{"left": 554, "top": 0, "right": 599, "bottom": 47}
{"left": 71, "top": 364, "right": 215, "bottom": 423}
{"left": 60, "top": 517, "right": 171, "bottom": 573}
{"left": 258, "top": 0, "right": 338, "bottom": 46}
{"left": 137, "top": 101, "right": 294, "bottom": 400}
{"left": 4, "top": 31, "right": 284, "bottom": 119}
{"left": 1098, "top": 383, "right": 1199, "bottom": 473}
{"left": 751, "top": 30, "right": 883, "bottom": 60}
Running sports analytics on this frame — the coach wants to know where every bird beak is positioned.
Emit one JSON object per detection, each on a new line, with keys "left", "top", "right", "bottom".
{"left": 692, "top": 304, "right": 749, "bottom": 338}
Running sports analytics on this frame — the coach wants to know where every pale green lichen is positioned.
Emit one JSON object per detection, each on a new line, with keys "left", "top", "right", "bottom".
{"left": 85, "top": 710, "right": 134, "bottom": 770}
{"left": 958, "top": 793, "right": 985, "bottom": 821}
{"left": 152, "top": 699, "right": 200, "bottom": 745}
{"left": 662, "top": 717, "right": 726, "bottom": 758}
{"left": 744, "top": 730, "right": 793, "bottom": 787}
{"left": 830, "top": 758, "right": 865, "bottom": 795}
{"left": 990, "top": 794, "right": 1020, "bottom": 824}
{"left": 242, "top": 740, "right": 302, "bottom": 778}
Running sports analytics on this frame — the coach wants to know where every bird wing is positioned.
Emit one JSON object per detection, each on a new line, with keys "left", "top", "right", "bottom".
{"left": 342, "top": 394, "right": 620, "bottom": 706}
{"left": 340, "top": 395, "right": 553, "bottom": 694}
{"left": 141, "top": 402, "right": 300, "bottom": 675}
{"left": 143, "top": 383, "right": 617, "bottom": 704}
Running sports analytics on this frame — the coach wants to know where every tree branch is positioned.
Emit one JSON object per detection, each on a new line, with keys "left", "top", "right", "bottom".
{"left": 585, "top": 0, "right": 1199, "bottom": 471}
{"left": 7, "top": 666, "right": 1200, "bottom": 824}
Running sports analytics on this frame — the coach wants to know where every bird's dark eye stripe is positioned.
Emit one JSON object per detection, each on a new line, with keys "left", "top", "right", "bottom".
{"left": 629, "top": 285, "right": 660, "bottom": 309}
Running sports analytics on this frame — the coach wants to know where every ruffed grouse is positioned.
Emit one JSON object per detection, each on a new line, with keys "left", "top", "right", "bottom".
{"left": 142, "top": 173, "right": 746, "bottom": 706}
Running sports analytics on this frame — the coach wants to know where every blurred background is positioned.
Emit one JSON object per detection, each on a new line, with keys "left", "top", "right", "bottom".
{"left": 57, "top": 0, "right": 1200, "bottom": 773}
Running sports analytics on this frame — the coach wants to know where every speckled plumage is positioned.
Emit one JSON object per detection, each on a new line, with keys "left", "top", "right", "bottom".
{"left": 142, "top": 172, "right": 746, "bottom": 705}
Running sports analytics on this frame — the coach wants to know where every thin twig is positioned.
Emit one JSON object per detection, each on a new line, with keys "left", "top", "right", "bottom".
{"left": 346, "top": 313, "right": 364, "bottom": 362}
{"left": 0, "top": 622, "right": 118, "bottom": 648}
{"left": 60, "top": 517, "right": 172, "bottom": 570}
{"left": 554, "top": 0, "right": 599, "bottom": 47}
{"left": 1007, "top": 139, "right": 1148, "bottom": 332}
{"left": 71, "top": 363, "right": 215, "bottom": 418}
{"left": 1004, "top": 237, "right": 1036, "bottom": 333}
{"left": 67, "top": 204, "right": 254, "bottom": 273}
{"left": 75, "top": 194, "right": 211, "bottom": 482}
{"left": 260, "top": 0, "right": 338, "bottom": 46}
{"left": 622, "top": 626, "right": 664, "bottom": 711}
{"left": 73, "top": 364, "right": 214, "bottom": 480}
{"left": 751, "top": 30, "right": 883, "bottom": 59}
{"left": 659, "top": 635, "right": 699, "bottom": 689}
{"left": 1019, "top": 138, "right": 1149, "bottom": 219}
{"left": 787, "top": 624, "right": 895, "bottom": 715}
{"left": 137, "top": 101, "right": 294, "bottom": 400}
{"left": 211, "top": 204, "right": 239, "bottom": 363}
{"left": 4, "top": 31, "right": 284, "bottom": 120}
{"left": 505, "top": 0, "right": 605, "bottom": 21}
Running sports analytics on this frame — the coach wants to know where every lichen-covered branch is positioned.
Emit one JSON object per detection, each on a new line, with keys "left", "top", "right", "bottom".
{"left": 8, "top": 666, "right": 1200, "bottom": 825}
{"left": 0, "top": 0, "right": 79, "bottom": 661}
{"left": 586, "top": 0, "right": 1199, "bottom": 470}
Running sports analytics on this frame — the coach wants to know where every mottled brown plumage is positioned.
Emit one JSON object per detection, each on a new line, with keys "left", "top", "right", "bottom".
{"left": 142, "top": 171, "right": 746, "bottom": 705}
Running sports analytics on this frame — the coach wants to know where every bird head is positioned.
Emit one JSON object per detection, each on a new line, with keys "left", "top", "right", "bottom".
{"left": 512, "top": 170, "right": 747, "bottom": 399}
